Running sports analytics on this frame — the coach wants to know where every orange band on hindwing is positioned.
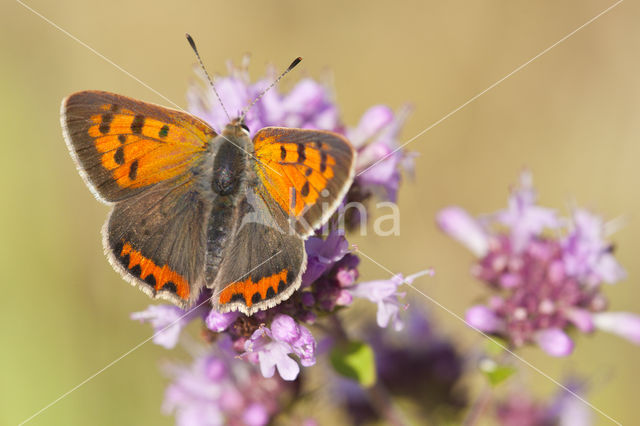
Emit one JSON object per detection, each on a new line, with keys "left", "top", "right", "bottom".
{"left": 218, "top": 269, "right": 289, "bottom": 308}
{"left": 114, "top": 241, "right": 190, "bottom": 300}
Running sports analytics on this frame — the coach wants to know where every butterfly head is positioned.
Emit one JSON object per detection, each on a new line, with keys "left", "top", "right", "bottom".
{"left": 223, "top": 117, "right": 250, "bottom": 139}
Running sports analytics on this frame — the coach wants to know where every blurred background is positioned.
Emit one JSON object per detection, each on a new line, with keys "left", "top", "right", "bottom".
{"left": 2, "top": 0, "right": 639, "bottom": 424}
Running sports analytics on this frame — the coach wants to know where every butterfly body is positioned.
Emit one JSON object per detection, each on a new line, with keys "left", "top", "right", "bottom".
{"left": 62, "top": 91, "right": 355, "bottom": 315}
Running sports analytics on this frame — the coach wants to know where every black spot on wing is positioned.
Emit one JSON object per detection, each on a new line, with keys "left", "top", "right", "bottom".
{"left": 320, "top": 151, "right": 328, "bottom": 173}
{"left": 129, "top": 264, "right": 142, "bottom": 277}
{"left": 251, "top": 292, "right": 262, "bottom": 304}
{"left": 99, "top": 113, "right": 113, "bottom": 134}
{"left": 301, "top": 181, "right": 310, "bottom": 197}
{"left": 163, "top": 281, "right": 177, "bottom": 294}
{"left": 118, "top": 134, "right": 126, "bottom": 143}
{"left": 297, "top": 143, "right": 306, "bottom": 163}
{"left": 159, "top": 125, "right": 170, "bottom": 138}
{"left": 266, "top": 287, "right": 276, "bottom": 299}
{"left": 131, "top": 115, "right": 145, "bottom": 134}
{"left": 144, "top": 274, "right": 157, "bottom": 288}
{"left": 280, "top": 145, "right": 287, "bottom": 161}
{"left": 129, "top": 160, "right": 139, "bottom": 180}
{"left": 278, "top": 279, "right": 287, "bottom": 293}
{"left": 114, "top": 146, "right": 125, "bottom": 165}
{"left": 230, "top": 293, "right": 244, "bottom": 303}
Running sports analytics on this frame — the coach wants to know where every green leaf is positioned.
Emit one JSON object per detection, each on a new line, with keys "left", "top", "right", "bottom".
{"left": 479, "top": 358, "right": 516, "bottom": 387}
{"left": 484, "top": 337, "right": 509, "bottom": 356}
{"left": 330, "top": 340, "right": 376, "bottom": 387}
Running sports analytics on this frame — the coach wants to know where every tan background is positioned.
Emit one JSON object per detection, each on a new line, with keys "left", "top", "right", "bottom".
{"left": 2, "top": 0, "right": 639, "bottom": 424}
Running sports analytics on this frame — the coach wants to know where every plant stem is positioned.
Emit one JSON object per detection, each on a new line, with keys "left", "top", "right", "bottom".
{"left": 462, "top": 385, "right": 492, "bottom": 426}
{"left": 327, "top": 314, "right": 408, "bottom": 426}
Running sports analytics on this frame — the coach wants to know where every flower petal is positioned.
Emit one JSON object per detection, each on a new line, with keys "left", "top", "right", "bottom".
{"left": 276, "top": 354, "right": 301, "bottom": 381}
{"left": 205, "top": 310, "right": 239, "bottom": 332}
{"left": 593, "top": 312, "right": 640, "bottom": 344}
{"left": 271, "top": 314, "right": 301, "bottom": 344}
{"left": 566, "top": 309, "right": 594, "bottom": 333}
{"left": 535, "top": 328, "right": 574, "bottom": 357}
{"left": 465, "top": 305, "right": 502, "bottom": 333}
{"left": 131, "top": 305, "right": 189, "bottom": 349}
{"left": 243, "top": 403, "right": 270, "bottom": 426}
{"left": 349, "top": 105, "right": 394, "bottom": 147}
{"left": 437, "top": 207, "right": 489, "bottom": 257}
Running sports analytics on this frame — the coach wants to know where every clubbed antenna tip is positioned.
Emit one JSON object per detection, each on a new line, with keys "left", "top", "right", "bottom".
{"left": 240, "top": 56, "right": 304, "bottom": 121}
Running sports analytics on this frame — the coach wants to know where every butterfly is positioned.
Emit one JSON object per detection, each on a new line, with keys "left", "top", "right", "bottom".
{"left": 61, "top": 58, "right": 355, "bottom": 316}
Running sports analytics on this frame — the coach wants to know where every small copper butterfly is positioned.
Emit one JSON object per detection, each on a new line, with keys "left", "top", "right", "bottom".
{"left": 61, "top": 36, "right": 355, "bottom": 315}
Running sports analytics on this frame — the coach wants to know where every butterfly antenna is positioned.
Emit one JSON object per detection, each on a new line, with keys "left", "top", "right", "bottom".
{"left": 239, "top": 57, "right": 302, "bottom": 122}
{"left": 186, "top": 33, "right": 231, "bottom": 122}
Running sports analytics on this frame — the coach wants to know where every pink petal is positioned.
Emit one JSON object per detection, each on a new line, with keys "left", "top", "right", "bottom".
{"left": 437, "top": 207, "right": 489, "bottom": 257}
{"left": 466, "top": 305, "right": 502, "bottom": 332}
{"left": 205, "top": 310, "right": 239, "bottom": 332}
{"left": 566, "top": 309, "right": 594, "bottom": 333}
{"left": 593, "top": 312, "right": 640, "bottom": 344}
{"left": 276, "top": 355, "right": 301, "bottom": 381}
{"left": 536, "top": 328, "right": 574, "bottom": 357}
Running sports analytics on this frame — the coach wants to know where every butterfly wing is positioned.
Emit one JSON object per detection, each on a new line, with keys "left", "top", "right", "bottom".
{"left": 211, "top": 185, "right": 306, "bottom": 316}
{"left": 253, "top": 127, "right": 356, "bottom": 237}
{"left": 105, "top": 177, "right": 212, "bottom": 307}
{"left": 62, "top": 91, "right": 217, "bottom": 307}
{"left": 61, "top": 90, "right": 215, "bottom": 202}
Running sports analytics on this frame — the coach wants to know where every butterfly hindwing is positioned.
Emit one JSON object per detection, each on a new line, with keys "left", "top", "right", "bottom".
{"left": 253, "top": 127, "right": 355, "bottom": 237}
{"left": 61, "top": 90, "right": 215, "bottom": 202}
{"left": 211, "top": 186, "right": 306, "bottom": 315}
{"left": 105, "top": 177, "right": 211, "bottom": 307}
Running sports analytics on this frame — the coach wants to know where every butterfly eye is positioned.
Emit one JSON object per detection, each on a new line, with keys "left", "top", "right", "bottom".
{"left": 241, "top": 123, "right": 250, "bottom": 133}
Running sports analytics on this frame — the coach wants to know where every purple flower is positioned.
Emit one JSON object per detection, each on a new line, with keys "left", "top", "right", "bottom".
{"left": 437, "top": 207, "right": 489, "bottom": 257}
{"left": 163, "top": 343, "right": 296, "bottom": 426}
{"left": 206, "top": 310, "right": 240, "bottom": 332}
{"left": 348, "top": 105, "right": 412, "bottom": 203}
{"left": 336, "top": 308, "right": 467, "bottom": 424}
{"left": 563, "top": 209, "right": 626, "bottom": 285}
{"left": 535, "top": 328, "right": 574, "bottom": 357}
{"left": 350, "top": 269, "right": 434, "bottom": 330}
{"left": 131, "top": 304, "right": 202, "bottom": 349}
{"left": 465, "top": 305, "right": 502, "bottom": 333}
{"left": 188, "top": 60, "right": 340, "bottom": 136}
{"left": 493, "top": 171, "right": 559, "bottom": 252}
{"left": 130, "top": 59, "right": 415, "bottom": 419}
{"left": 243, "top": 314, "right": 316, "bottom": 381}
{"left": 496, "top": 380, "right": 592, "bottom": 426}
{"left": 439, "top": 172, "right": 635, "bottom": 356}
{"left": 302, "top": 231, "right": 350, "bottom": 286}
{"left": 593, "top": 312, "right": 640, "bottom": 344}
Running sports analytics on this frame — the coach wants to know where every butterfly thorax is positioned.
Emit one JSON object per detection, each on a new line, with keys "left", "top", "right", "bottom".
{"left": 211, "top": 122, "right": 251, "bottom": 196}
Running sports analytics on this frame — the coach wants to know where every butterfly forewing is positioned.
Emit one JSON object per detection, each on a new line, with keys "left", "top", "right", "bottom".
{"left": 253, "top": 127, "right": 355, "bottom": 237}
{"left": 61, "top": 90, "right": 215, "bottom": 202}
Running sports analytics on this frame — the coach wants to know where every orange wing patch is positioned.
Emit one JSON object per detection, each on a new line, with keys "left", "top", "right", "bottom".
{"left": 114, "top": 240, "right": 190, "bottom": 300}
{"left": 254, "top": 133, "right": 336, "bottom": 217}
{"left": 218, "top": 269, "right": 288, "bottom": 308}
{"left": 87, "top": 103, "right": 209, "bottom": 189}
